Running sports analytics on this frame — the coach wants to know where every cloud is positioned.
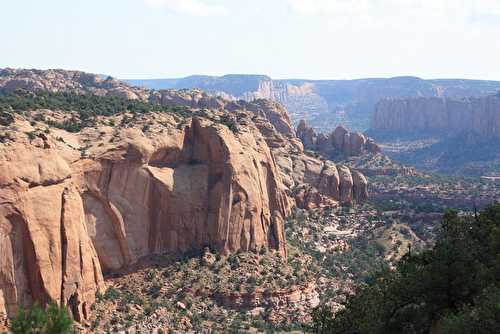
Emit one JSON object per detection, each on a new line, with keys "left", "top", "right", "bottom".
{"left": 144, "top": 0, "right": 230, "bottom": 16}
{"left": 285, "top": 0, "right": 500, "bottom": 23}
{"left": 286, "top": 0, "right": 370, "bottom": 16}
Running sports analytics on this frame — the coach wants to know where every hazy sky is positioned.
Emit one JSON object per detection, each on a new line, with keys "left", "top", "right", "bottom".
{"left": 2, "top": 0, "right": 500, "bottom": 80}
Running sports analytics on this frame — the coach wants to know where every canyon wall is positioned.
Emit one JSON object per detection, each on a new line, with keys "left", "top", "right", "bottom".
{"left": 127, "top": 75, "right": 500, "bottom": 132}
{"left": 0, "top": 113, "right": 292, "bottom": 320}
{"left": 372, "top": 94, "right": 500, "bottom": 138}
{"left": 0, "top": 68, "right": 369, "bottom": 320}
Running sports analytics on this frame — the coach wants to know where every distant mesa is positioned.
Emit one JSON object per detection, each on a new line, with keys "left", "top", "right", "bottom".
{"left": 371, "top": 94, "right": 500, "bottom": 139}
{"left": 367, "top": 93, "right": 500, "bottom": 175}
{"left": 126, "top": 74, "right": 500, "bottom": 132}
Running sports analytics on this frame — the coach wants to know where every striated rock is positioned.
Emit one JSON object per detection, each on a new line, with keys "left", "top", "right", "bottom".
{"left": 256, "top": 118, "right": 369, "bottom": 208}
{"left": 85, "top": 117, "right": 291, "bottom": 265}
{"left": 128, "top": 74, "right": 500, "bottom": 134}
{"left": 238, "top": 99, "right": 295, "bottom": 137}
{"left": 371, "top": 94, "right": 500, "bottom": 139}
{"left": 214, "top": 281, "right": 319, "bottom": 311}
{"left": 0, "top": 178, "right": 104, "bottom": 322}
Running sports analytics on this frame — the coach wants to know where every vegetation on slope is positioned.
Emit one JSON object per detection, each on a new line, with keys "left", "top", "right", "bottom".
{"left": 5, "top": 304, "right": 73, "bottom": 334}
{"left": 0, "top": 90, "right": 190, "bottom": 132}
{"left": 311, "top": 203, "right": 500, "bottom": 333}
{"left": 88, "top": 250, "right": 319, "bottom": 333}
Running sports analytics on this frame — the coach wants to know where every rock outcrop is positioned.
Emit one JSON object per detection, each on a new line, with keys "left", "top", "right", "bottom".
{"left": 296, "top": 120, "right": 381, "bottom": 158}
{"left": 0, "top": 68, "right": 369, "bottom": 321}
{"left": 0, "top": 144, "right": 105, "bottom": 321}
{"left": 371, "top": 94, "right": 500, "bottom": 139}
{"left": 0, "top": 69, "right": 368, "bottom": 211}
{"left": 0, "top": 68, "right": 150, "bottom": 100}
{"left": 214, "top": 281, "right": 320, "bottom": 317}
{"left": 254, "top": 119, "right": 369, "bottom": 209}
{"left": 0, "top": 109, "right": 292, "bottom": 321}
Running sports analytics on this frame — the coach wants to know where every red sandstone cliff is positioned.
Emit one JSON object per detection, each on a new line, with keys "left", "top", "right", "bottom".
{"left": 0, "top": 69, "right": 369, "bottom": 321}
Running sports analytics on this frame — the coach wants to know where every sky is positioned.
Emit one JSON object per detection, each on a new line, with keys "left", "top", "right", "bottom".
{"left": 2, "top": 0, "right": 500, "bottom": 80}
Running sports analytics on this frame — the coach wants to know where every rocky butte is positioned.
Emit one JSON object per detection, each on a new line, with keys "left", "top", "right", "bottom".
{"left": 0, "top": 69, "right": 368, "bottom": 322}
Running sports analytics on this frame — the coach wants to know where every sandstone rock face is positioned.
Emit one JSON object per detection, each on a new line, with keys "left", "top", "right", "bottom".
{"left": 240, "top": 99, "right": 295, "bottom": 137}
{"left": 84, "top": 117, "right": 291, "bottom": 267}
{"left": 0, "top": 110, "right": 291, "bottom": 320}
{"left": 0, "top": 69, "right": 369, "bottom": 321}
{"left": 372, "top": 94, "right": 500, "bottom": 139}
{"left": 0, "top": 145, "right": 105, "bottom": 321}
{"left": 296, "top": 120, "right": 315, "bottom": 148}
{"left": 337, "top": 165, "right": 354, "bottom": 203}
{"left": 351, "top": 170, "right": 369, "bottom": 202}
{"left": 296, "top": 120, "right": 381, "bottom": 158}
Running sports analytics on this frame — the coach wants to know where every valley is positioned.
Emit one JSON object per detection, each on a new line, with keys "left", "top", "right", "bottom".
{"left": 3, "top": 1, "right": 500, "bottom": 332}
{"left": 0, "top": 69, "right": 498, "bottom": 333}
{"left": 127, "top": 75, "right": 500, "bottom": 133}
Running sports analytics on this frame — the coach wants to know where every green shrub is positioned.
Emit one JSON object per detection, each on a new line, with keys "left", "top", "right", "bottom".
{"left": 310, "top": 203, "right": 500, "bottom": 334}
{"left": 103, "top": 287, "right": 120, "bottom": 301}
{"left": 10, "top": 303, "right": 73, "bottom": 334}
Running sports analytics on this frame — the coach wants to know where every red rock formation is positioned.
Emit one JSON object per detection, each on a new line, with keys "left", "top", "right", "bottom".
{"left": 0, "top": 111, "right": 292, "bottom": 320}
{"left": 296, "top": 120, "right": 381, "bottom": 157}
{"left": 0, "top": 69, "right": 370, "bottom": 321}
{"left": 0, "top": 145, "right": 105, "bottom": 321}
{"left": 214, "top": 282, "right": 320, "bottom": 310}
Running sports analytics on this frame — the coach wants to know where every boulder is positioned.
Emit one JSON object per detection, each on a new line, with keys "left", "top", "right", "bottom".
{"left": 337, "top": 165, "right": 353, "bottom": 203}
{"left": 352, "top": 170, "right": 369, "bottom": 201}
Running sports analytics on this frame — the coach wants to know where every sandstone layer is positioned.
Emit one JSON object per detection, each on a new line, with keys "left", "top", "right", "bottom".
{"left": 371, "top": 93, "right": 500, "bottom": 139}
